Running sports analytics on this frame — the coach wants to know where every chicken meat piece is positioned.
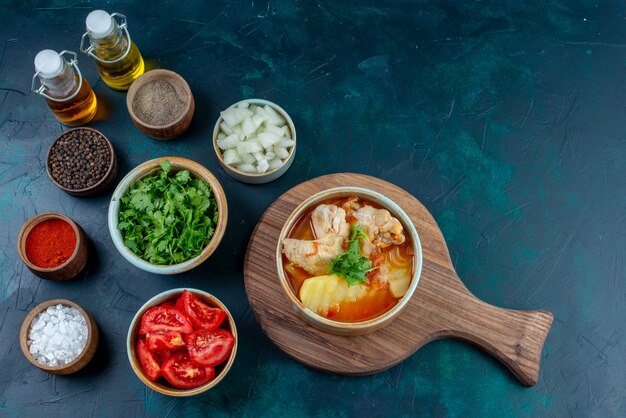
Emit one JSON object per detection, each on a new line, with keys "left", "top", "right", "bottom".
{"left": 310, "top": 204, "right": 350, "bottom": 240}
{"left": 353, "top": 205, "right": 405, "bottom": 247}
{"left": 283, "top": 204, "right": 350, "bottom": 275}
{"left": 282, "top": 236, "right": 344, "bottom": 276}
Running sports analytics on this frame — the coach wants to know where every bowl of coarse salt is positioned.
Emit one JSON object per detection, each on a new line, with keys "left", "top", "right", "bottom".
{"left": 20, "top": 299, "right": 99, "bottom": 375}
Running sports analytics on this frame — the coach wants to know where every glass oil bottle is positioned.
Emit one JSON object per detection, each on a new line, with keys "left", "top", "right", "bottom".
{"left": 31, "top": 50, "right": 97, "bottom": 126}
{"left": 80, "top": 10, "right": 144, "bottom": 90}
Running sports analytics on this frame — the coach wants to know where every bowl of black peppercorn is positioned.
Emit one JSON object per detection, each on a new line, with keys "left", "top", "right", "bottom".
{"left": 46, "top": 127, "right": 118, "bottom": 197}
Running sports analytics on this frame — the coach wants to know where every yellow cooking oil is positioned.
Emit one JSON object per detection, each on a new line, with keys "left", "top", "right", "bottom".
{"left": 93, "top": 40, "right": 144, "bottom": 90}
{"left": 32, "top": 49, "right": 98, "bottom": 126}
{"left": 81, "top": 10, "right": 144, "bottom": 91}
{"left": 46, "top": 76, "right": 97, "bottom": 126}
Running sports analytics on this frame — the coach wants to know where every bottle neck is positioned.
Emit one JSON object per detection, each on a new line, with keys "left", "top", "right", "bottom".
{"left": 89, "top": 21, "right": 128, "bottom": 61}
{"left": 39, "top": 61, "right": 78, "bottom": 99}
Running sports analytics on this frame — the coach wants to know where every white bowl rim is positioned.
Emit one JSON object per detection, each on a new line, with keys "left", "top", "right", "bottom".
{"left": 276, "top": 186, "right": 423, "bottom": 330}
{"left": 108, "top": 157, "right": 223, "bottom": 274}
{"left": 212, "top": 98, "right": 296, "bottom": 178}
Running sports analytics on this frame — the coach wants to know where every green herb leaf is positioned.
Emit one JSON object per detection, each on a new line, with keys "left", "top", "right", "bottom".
{"left": 118, "top": 160, "right": 217, "bottom": 265}
{"left": 328, "top": 225, "right": 375, "bottom": 286}
{"left": 351, "top": 225, "right": 368, "bottom": 241}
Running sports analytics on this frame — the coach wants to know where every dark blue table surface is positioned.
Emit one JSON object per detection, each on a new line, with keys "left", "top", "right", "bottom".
{"left": 0, "top": 0, "right": 624, "bottom": 417}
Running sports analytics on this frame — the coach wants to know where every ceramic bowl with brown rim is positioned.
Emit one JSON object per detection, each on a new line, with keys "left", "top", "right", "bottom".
{"left": 126, "top": 69, "right": 195, "bottom": 140}
{"left": 17, "top": 212, "right": 88, "bottom": 281}
{"left": 127, "top": 288, "right": 238, "bottom": 397}
{"left": 46, "top": 127, "right": 118, "bottom": 197}
{"left": 20, "top": 299, "right": 99, "bottom": 375}
{"left": 212, "top": 99, "right": 296, "bottom": 184}
{"left": 276, "top": 186, "right": 423, "bottom": 336}
{"left": 107, "top": 157, "right": 227, "bottom": 275}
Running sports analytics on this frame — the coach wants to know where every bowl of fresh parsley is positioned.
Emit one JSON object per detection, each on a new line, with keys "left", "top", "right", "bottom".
{"left": 108, "top": 157, "right": 227, "bottom": 274}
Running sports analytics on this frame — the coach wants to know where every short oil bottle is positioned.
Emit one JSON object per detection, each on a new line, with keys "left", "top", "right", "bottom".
{"left": 31, "top": 50, "right": 98, "bottom": 126}
{"left": 80, "top": 10, "right": 144, "bottom": 90}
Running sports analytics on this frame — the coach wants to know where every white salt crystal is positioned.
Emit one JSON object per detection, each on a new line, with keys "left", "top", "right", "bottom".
{"left": 31, "top": 320, "right": 45, "bottom": 331}
{"left": 27, "top": 305, "right": 88, "bottom": 366}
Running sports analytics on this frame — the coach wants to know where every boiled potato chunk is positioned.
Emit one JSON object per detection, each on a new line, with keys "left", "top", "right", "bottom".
{"left": 387, "top": 268, "right": 412, "bottom": 298}
{"left": 299, "top": 275, "right": 367, "bottom": 316}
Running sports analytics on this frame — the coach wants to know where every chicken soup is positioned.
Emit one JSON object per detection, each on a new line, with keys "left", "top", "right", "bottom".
{"left": 282, "top": 196, "right": 414, "bottom": 322}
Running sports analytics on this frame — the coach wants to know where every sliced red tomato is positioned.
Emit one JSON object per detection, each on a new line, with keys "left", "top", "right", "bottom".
{"left": 174, "top": 297, "right": 185, "bottom": 313}
{"left": 162, "top": 352, "right": 215, "bottom": 389}
{"left": 136, "top": 339, "right": 162, "bottom": 381}
{"left": 185, "top": 329, "right": 235, "bottom": 367}
{"left": 139, "top": 306, "right": 193, "bottom": 335}
{"left": 158, "top": 350, "right": 173, "bottom": 363}
{"left": 178, "top": 290, "right": 226, "bottom": 330}
{"left": 145, "top": 332, "right": 186, "bottom": 352}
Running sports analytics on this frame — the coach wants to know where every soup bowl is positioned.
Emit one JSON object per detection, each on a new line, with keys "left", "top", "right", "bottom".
{"left": 276, "top": 186, "right": 423, "bottom": 336}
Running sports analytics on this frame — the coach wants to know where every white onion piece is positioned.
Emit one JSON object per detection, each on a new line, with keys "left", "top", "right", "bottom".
{"left": 236, "top": 163, "right": 256, "bottom": 173}
{"left": 281, "top": 126, "right": 291, "bottom": 138}
{"left": 264, "top": 123, "right": 284, "bottom": 136}
{"left": 274, "top": 146, "right": 289, "bottom": 159}
{"left": 241, "top": 153, "right": 256, "bottom": 164}
{"left": 217, "top": 134, "right": 240, "bottom": 150}
{"left": 252, "top": 114, "right": 265, "bottom": 129}
{"left": 269, "top": 157, "right": 283, "bottom": 169}
{"left": 223, "top": 149, "right": 240, "bottom": 165}
{"left": 277, "top": 138, "right": 295, "bottom": 148}
{"left": 220, "top": 122, "right": 234, "bottom": 135}
{"left": 258, "top": 132, "right": 281, "bottom": 148}
{"left": 241, "top": 117, "right": 257, "bottom": 137}
{"left": 221, "top": 107, "right": 253, "bottom": 126}
{"left": 257, "top": 159, "right": 269, "bottom": 173}
{"left": 263, "top": 105, "right": 285, "bottom": 126}
{"left": 237, "top": 140, "right": 262, "bottom": 154}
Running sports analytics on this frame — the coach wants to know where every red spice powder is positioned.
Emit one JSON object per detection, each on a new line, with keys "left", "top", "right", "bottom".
{"left": 25, "top": 219, "right": 77, "bottom": 268}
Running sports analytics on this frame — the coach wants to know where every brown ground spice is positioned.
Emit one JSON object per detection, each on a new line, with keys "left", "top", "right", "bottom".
{"left": 132, "top": 79, "right": 186, "bottom": 126}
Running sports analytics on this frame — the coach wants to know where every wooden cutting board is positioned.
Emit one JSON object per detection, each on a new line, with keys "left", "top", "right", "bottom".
{"left": 244, "top": 173, "right": 553, "bottom": 386}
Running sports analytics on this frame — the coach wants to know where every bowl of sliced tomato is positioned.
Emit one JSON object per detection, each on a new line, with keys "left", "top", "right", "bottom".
{"left": 127, "top": 288, "right": 237, "bottom": 396}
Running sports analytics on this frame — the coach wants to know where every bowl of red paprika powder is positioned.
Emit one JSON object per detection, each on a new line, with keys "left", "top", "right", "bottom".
{"left": 17, "top": 213, "right": 88, "bottom": 281}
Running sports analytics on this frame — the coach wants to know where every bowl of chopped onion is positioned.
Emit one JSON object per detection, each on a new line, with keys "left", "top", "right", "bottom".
{"left": 212, "top": 99, "right": 296, "bottom": 184}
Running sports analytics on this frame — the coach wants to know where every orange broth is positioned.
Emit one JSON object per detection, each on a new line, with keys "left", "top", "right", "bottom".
{"left": 283, "top": 196, "right": 414, "bottom": 322}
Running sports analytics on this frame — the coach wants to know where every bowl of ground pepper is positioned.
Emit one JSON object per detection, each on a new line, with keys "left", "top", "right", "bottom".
{"left": 17, "top": 213, "right": 88, "bottom": 281}
{"left": 126, "top": 69, "right": 195, "bottom": 140}
{"left": 46, "top": 127, "right": 118, "bottom": 197}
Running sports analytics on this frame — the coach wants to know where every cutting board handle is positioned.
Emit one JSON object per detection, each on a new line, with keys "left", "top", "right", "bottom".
{"left": 432, "top": 281, "right": 554, "bottom": 386}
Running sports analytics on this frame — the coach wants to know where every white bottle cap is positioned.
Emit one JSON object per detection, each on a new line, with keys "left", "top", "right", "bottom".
{"left": 86, "top": 10, "right": 114, "bottom": 38}
{"left": 34, "top": 49, "right": 64, "bottom": 78}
